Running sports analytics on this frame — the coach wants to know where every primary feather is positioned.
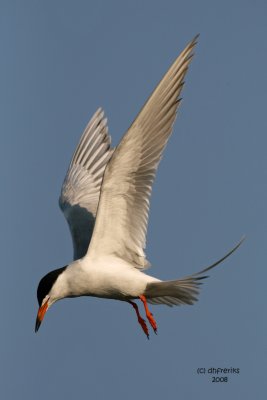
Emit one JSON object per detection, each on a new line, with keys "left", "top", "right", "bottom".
{"left": 59, "top": 108, "right": 113, "bottom": 260}
{"left": 88, "top": 35, "right": 199, "bottom": 269}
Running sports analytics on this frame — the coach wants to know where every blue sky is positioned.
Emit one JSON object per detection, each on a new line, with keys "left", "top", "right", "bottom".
{"left": 1, "top": 1, "right": 266, "bottom": 399}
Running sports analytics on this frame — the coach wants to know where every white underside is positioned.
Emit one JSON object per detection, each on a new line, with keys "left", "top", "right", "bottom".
{"left": 50, "top": 255, "right": 160, "bottom": 303}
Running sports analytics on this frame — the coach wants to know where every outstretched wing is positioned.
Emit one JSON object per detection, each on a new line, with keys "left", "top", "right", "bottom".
{"left": 88, "top": 36, "right": 198, "bottom": 269}
{"left": 59, "top": 108, "right": 113, "bottom": 260}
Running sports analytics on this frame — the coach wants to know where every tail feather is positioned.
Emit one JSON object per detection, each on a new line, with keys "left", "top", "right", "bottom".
{"left": 145, "top": 236, "right": 245, "bottom": 307}
{"left": 145, "top": 276, "right": 204, "bottom": 307}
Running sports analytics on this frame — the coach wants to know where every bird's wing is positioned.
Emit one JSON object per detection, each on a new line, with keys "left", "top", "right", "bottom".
{"left": 59, "top": 108, "right": 113, "bottom": 260}
{"left": 88, "top": 36, "right": 198, "bottom": 269}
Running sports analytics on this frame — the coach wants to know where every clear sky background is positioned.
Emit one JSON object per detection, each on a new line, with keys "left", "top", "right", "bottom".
{"left": 1, "top": 0, "right": 266, "bottom": 398}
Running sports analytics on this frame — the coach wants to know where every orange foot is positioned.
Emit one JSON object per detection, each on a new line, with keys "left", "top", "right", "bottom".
{"left": 139, "top": 295, "right": 157, "bottom": 334}
{"left": 128, "top": 300, "right": 149, "bottom": 339}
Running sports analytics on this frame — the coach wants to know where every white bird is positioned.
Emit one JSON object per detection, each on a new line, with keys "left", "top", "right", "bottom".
{"left": 35, "top": 35, "right": 243, "bottom": 338}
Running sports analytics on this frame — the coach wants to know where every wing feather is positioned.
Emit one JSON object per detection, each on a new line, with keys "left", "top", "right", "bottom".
{"left": 88, "top": 36, "right": 198, "bottom": 268}
{"left": 59, "top": 108, "right": 113, "bottom": 260}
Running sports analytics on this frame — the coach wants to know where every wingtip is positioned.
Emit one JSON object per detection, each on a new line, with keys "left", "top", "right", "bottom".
{"left": 96, "top": 106, "right": 103, "bottom": 113}
{"left": 183, "top": 34, "right": 199, "bottom": 62}
{"left": 188, "top": 34, "right": 200, "bottom": 52}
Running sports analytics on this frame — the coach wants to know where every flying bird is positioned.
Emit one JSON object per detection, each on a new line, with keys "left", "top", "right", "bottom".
{"left": 35, "top": 35, "right": 243, "bottom": 338}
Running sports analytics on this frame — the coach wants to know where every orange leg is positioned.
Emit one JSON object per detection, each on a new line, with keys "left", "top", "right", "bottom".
{"left": 139, "top": 295, "right": 157, "bottom": 334}
{"left": 128, "top": 300, "right": 149, "bottom": 339}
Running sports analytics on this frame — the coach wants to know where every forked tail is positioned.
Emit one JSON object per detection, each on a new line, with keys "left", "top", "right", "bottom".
{"left": 144, "top": 236, "right": 245, "bottom": 307}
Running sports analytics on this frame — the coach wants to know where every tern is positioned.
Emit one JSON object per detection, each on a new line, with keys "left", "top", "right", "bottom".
{"left": 35, "top": 35, "right": 243, "bottom": 338}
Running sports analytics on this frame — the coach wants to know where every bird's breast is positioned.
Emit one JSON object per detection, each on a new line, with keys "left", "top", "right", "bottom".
{"left": 66, "top": 257, "right": 151, "bottom": 300}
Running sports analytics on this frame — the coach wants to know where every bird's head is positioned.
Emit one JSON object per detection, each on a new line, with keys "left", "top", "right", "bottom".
{"left": 35, "top": 266, "right": 67, "bottom": 332}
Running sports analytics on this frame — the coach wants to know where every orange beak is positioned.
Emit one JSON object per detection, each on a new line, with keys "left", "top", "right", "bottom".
{"left": 35, "top": 299, "right": 49, "bottom": 332}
